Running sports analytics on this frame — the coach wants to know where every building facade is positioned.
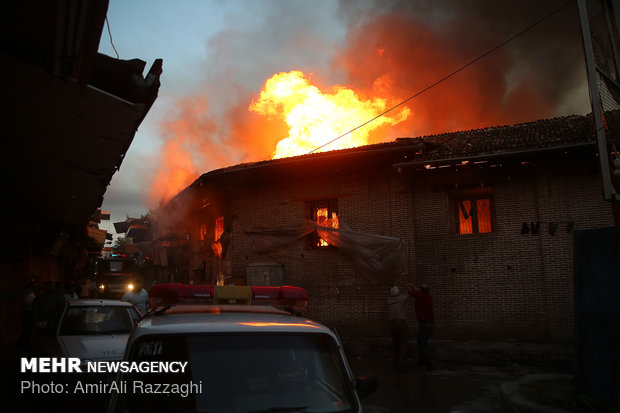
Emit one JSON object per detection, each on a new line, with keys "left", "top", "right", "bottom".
{"left": 159, "top": 113, "right": 618, "bottom": 342}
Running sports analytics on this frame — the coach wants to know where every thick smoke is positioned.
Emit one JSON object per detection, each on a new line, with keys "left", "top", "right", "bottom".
{"left": 334, "top": 0, "right": 589, "bottom": 140}
{"left": 148, "top": 0, "right": 590, "bottom": 207}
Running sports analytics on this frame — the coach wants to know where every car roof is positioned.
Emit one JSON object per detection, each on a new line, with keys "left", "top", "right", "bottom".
{"left": 66, "top": 299, "right": 135, "bottom": 307}
{"left": 132, "top": 305, "right": 337, "bottom": 337}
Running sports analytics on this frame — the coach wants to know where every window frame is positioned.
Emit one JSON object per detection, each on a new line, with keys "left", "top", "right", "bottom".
{"left": 305, "top": 199, "right": 339, "bottom": 249}
{"left": 449, "top": 187, "right": 495, "bottom": 235}
{"left": 214, "top": 216, "right": 225, "bottom": 241}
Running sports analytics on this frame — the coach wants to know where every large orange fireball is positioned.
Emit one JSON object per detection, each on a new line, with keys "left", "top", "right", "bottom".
{"left": 250, "top": 71, "right": 411, "bottom": 159}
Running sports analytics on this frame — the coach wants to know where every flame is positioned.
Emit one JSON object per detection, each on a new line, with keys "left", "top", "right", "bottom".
{"left": 316, "top": 208, "right": 338, "bottom": 247}
{"left": 148, "top": 7, "right": 583, "bottom": 209}
{"left": 249, "top": 71, "right": 410, "bottom": 159}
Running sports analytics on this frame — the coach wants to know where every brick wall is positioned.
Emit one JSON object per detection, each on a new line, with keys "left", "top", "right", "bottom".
{"left": 411, "top": 156, "right": 612, "bottom": 342}
{"left": 221, "top": 155, "right": 614, "bottom": 342}
{"left": 229, "top": 170, "right": 409, "bottom": 338}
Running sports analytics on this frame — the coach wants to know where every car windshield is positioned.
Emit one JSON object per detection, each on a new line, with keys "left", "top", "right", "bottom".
{"left": 59, "top": 305, "right": 140, "bottom": 335}
{"left": 99, "top": 258, "right": 137, "bottom": 273}
{"left": 113, "top": 333, "right": 358, "bottom": 413}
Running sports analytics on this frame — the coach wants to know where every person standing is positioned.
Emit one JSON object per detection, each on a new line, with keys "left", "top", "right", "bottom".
{"left": 408, "top": 282, "right": 435, "bottom": 370}
{"left": 17, "top": 280, "right": 36, "bottom": 350}
{"left": 387, "top": 286, "right": 412, "bottom": 370}
{"left": 121, "top": 278, "right": 149, "bottom": 314}
{"left": 32, "top": 281, "right": 64, "bottom": 329}
{"left": 63, "top": 282, "right": 78, "bottom": 300}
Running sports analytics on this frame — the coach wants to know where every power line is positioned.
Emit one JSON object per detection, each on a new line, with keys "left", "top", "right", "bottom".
{"left": 307, "top": 0, "right": 576, "bottom": 155}
{"left": 105, "top": 16, "right": 120, "bottom": 59}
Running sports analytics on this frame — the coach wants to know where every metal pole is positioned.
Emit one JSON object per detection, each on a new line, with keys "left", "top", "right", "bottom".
{"left": 578, "top": 0, "right": 619, "bottom": 202}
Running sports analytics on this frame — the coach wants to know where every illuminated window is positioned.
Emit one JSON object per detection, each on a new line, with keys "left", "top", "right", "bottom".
{"left": 451, "top": 189, "right": 494, "bottom": 235}
{"left": 212, "top": 217, "right": 225, "bottom": 258}
{"left": 306, "top": 199, "right": 338, "bottom": 248}
{"left": 215, "top": 216, "right": 224, "bottom": 241}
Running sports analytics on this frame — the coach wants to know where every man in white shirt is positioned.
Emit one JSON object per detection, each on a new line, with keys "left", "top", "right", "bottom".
{"left": 121, "top": 278, "right": 149, "bottom": 314}
{"left": 387, "top": 285, "right": 413, "bottom": 370}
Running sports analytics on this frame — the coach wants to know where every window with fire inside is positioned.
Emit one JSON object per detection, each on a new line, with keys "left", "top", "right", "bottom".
{"left": 306, "top": 199, "right": 339, "bottom": 248}
{"left": 450, "top": 188, "right": 495, "bottom": 235}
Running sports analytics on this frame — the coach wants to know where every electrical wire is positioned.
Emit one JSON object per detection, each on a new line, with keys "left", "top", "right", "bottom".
{"left": 105, "top": 16, "right": 120, "bottom": 59}
{"left": 306, "top": 0, "right": 576, "bottom": 155}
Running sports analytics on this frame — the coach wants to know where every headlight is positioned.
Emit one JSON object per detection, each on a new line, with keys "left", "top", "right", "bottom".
{"left": 98, "top": 284, "right": 105, "bottom": 290}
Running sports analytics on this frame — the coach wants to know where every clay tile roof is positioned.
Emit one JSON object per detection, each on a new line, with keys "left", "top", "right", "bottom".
{"left": 412, "top": 113, "right": 601, "bottom": 161}
{"left": 195, "top": 111, "right": 619, "bottom": 185}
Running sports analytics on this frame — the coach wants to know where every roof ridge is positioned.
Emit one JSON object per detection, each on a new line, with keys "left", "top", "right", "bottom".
{"left": 193, "top": 112, "right": 596, "bottom": 182}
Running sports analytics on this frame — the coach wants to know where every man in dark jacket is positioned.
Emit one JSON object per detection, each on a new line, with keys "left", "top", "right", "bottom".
{"left": 408, "top": 282, "right": 435, "bottom": 370}
{"left": 31, "top": 281, "right": 64, "bottom": 329}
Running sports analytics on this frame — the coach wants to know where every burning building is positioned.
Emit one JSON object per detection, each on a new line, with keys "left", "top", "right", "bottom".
{"left": 155, "top": 111, "right": 617, "bottom": 342}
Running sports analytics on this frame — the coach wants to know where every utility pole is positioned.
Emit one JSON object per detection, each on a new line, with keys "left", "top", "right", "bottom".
{"left": 578, "top": 0, "right": 620, "bottom": 204}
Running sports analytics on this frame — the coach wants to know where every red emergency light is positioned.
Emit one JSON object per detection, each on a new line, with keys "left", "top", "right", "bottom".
{"left": 251, "top": 286, "right": 308, "bottom": 310}
{"left": 149, "top": 283, "right": 308, "bottom": 312}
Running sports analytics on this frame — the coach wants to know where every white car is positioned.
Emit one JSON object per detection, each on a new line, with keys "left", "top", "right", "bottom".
{"left": 107, "top": 284, "right": 377, "bottom": 413}
{"left": 35, "top": 299, "right": 141, "bottom": 363}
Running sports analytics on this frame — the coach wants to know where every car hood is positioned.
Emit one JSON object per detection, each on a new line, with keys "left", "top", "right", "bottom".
{"left": 58, "top": 334, "right": 129, "bottom": 361}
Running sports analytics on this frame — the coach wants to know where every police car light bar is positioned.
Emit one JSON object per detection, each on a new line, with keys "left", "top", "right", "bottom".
{"left": 251, "top": 286, "right": 308, "bottom": 310}
{"left": 149, "top": 283, "right": 308, "bottom": 311}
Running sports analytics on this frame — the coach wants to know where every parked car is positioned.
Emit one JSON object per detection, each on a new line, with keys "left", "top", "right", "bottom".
{"left": 32, "top": 298, "right": 141, "bottom": 363}
{"left": 22, "top": 299, "right": 140, "bottom": 412}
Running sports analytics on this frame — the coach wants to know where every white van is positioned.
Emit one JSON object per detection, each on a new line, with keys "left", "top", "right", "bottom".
{"left": 107, "top": 284, "right": 377, "bottom": 413}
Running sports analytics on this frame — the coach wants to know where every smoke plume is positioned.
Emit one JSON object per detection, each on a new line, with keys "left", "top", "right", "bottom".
{"left": 147, "top": 0, "right": 589, "bottom": 207}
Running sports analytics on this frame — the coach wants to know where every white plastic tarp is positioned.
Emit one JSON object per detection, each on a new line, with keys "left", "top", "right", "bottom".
{"left": 247, "top": 220, "right": 404, "bottom": 283}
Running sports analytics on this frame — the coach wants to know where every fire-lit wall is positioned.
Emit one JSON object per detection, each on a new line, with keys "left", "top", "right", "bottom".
{"left": 411, "top": 157, "right": 613, "bottom": 342}
{"left": 220, "top": 151, "right": 613, "bottom": 342}
{"left": 228, "top": 168, "right": 414, "bottom": 339}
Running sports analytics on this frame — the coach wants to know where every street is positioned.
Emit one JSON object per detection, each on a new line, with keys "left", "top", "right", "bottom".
{"left": 349, "top": 348, "right": 572, "bottom": 413}
{"left": 1, "top": 333, "right": 576, "bottom": 413}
